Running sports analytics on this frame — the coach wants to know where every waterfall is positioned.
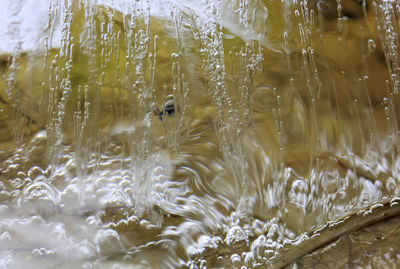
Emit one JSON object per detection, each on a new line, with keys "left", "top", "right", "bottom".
{"left": 1, "top": 0, "right": 400, "bottom": 268}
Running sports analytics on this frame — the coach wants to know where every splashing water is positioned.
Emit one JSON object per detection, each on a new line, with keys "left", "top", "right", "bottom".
{"left": 1, "top": 0, "right": 400, "bottom": 268}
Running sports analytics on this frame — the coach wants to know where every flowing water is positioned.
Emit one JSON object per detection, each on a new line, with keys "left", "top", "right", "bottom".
{"left": 1, "top": 0, "right": 400, "bottom": 268}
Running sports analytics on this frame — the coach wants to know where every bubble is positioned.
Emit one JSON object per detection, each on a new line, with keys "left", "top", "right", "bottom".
{"left": 226, "top": 226, "right": 248, "bottom": 248}
{"left": 231, "top": 253, "right": 241, "bottom": 265}
{"left": 21, "top": 181, "right": 58, "bottom": 203}
{"left": 94, "top": 229, "right": 124, "bottom": 257}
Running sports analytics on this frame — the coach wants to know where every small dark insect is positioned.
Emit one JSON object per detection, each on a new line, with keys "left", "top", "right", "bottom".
{"left": 163, "top": 104, "right": 175, "bottom": 115}
{"left": 153, "top": 95, "right": 175, "bottom": 121}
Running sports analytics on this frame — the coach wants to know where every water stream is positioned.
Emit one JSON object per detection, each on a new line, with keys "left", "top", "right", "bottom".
{"left": 1, "top": 0, "right": 400, "bottom": 268}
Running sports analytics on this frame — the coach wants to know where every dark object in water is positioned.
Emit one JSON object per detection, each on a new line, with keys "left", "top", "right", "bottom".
{"left": 158, "top": 104, "right": 175, "bottom": 121}
{"left": 155, "top": 95, "right": 175, "bottom": 121}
